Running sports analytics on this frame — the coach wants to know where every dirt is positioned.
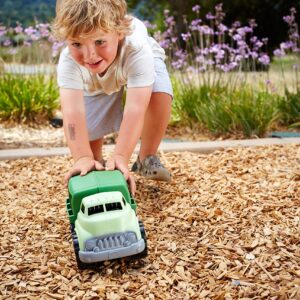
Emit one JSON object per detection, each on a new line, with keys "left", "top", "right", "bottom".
{"left": 0, "top": 144, "right": 299, "bottom": 299}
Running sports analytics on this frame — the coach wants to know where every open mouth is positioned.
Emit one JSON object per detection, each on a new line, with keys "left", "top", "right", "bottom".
{"left": 86, "top": 60, "right": 103, "bottom": 68}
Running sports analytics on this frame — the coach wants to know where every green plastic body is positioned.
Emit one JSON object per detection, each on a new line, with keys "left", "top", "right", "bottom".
{"left": 66, "top": 170, "right": 136, "bottom": 225}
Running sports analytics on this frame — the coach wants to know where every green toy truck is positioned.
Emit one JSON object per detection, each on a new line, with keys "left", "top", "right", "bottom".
{"left": 66, "top": 170, "right": 147, "bottom": 269}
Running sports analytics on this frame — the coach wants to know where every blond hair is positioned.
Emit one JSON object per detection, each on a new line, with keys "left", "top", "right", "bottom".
{"left": 51, "top": 0, "right": 132, "bottom": 41}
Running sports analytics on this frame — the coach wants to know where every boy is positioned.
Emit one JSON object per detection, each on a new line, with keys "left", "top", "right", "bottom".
{"left": 52, "top": 0, "right": 173, "bottom": 194}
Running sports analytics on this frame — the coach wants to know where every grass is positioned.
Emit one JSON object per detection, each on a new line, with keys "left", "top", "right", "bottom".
{"left": 0, "top": 73, "right": 59, "bottom": 122}
{"left": 172, "top": 75, "right": 284, "bottom": 137}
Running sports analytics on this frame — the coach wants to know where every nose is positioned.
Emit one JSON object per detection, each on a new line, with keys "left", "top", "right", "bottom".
{"left": 85, "top": 45, "right": 97, "bottom": 61}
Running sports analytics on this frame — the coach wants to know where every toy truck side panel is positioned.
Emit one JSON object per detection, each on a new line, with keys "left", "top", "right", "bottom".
{"left": 67, "top": 171, "right": 136, "bottom": 224}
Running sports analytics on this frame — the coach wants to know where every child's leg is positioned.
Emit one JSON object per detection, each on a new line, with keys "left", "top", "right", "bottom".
{"left": 90, "top": 138, "right": 104, "bottom": 162}
{"left": 139, "top": 92, "right": 172, "bottom": 160}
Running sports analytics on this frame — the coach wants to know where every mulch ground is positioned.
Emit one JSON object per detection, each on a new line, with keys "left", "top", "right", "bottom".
{"left": 0, "top": 145, "right": 300, "bottom": 299}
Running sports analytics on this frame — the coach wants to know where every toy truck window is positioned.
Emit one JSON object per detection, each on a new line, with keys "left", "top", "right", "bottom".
{"left": 122, "top": 197, "right": 126, "bottom": 206}
{"left": 105, "top": 202, "right": 122, "bottom": 211}
{"left": 81, "top": 203, "right": 85, "bottom": 214}
{"left": 88, "top": 204, "right": 104, "bottom": 216}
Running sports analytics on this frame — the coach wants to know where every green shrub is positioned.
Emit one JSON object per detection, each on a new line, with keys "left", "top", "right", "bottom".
{"left": 172, "top": 76, "right": 280, "bottom": 137}
{"left": 231, "top": 89, "right": 280, "bottom": 137}
{"left": 0, "top": 73, "right": 59, "bottom": 122}
{"left": 277, "top": 90, "right": 300, "bottom": 127}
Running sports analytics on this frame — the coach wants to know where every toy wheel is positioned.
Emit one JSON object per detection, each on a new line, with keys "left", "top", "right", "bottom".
{"left": 139, "top": 220, "right": 148, "bottom": 257}
{"left": 70, "top": 226, "right": 104, "bottom": 270}
{"left": 133, "top": 220, "right": 148, "bottom": 259}
{"left": 71, "top": 227, "right": 89, "bottom": 270}
{"left": 71, "top": 230, "right": 83, "bottom": 269}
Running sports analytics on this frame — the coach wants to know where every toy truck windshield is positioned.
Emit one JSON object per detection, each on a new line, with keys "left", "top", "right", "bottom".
{"left": 80, "top": 191, "right": 127, "bottom": 217}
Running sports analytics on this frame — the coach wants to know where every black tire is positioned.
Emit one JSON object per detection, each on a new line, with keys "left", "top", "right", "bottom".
{"left": 70, "top": 226, "right": 104, "bottom": 270}
{"left": 139, "top": 220, "right": 148, "bottom": 258}
{"left": 71, "top": 229, "right": 86, "bottom": 270}
{"left": 128, "top": 220, "right": 148, "bottom": 261}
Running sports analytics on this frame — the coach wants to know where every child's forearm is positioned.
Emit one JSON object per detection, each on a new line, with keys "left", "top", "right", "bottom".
{"left": 63, "top": 112, "right": 93, "bottom": 161}
{"left": 114, "top": 108, "right": 144, "bottom": 162}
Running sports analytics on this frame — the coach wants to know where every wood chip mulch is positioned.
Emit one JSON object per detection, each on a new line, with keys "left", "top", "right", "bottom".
{"left": 0, "top": 145, "right": 299, "bottom": 299}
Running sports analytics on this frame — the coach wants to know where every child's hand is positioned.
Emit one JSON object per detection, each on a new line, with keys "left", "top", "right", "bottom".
{"left": 65, "top": 156, "right": 105, "bottom": 184}
{"left": 106, "top": 154, "right": 136, "bottom": 195}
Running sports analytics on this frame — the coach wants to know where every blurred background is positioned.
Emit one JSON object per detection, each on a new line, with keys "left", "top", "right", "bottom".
{"left": 1, "top": 0, "right": 300, "bottom": 51}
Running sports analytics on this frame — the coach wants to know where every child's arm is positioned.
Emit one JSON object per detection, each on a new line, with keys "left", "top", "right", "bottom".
{"left": 60, "top": 88, "right": 104, "bottom": 182}
{"left": 106, "top": 86, "right": 152, "bottom": 177}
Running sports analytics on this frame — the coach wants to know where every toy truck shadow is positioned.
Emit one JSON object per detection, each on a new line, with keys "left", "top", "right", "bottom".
{"left": 66, "top": 170, "right": 147, "bottom": 269}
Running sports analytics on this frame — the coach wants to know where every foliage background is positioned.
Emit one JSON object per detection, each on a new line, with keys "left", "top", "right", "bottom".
{"left": 1, "top": 0, "right": 300, "bottom": 51}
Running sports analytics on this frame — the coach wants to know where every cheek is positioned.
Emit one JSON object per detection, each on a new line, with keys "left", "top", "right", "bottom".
{"left": 98, "top": 45, "right": 119, "bottom": 60}
{"left": 69, "top": 49, "right": 84, "bottom": 64}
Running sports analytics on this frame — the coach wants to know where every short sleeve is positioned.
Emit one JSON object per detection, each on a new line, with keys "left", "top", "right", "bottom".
{"left": 57, "top": 48, "right": 84, "bottom": 90}
{"left": 125, "top": 44, "right": 155, "bottom": 88}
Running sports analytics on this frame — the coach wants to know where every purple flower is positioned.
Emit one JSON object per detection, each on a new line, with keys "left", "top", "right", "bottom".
{"left": 206, "top": 59, "right": 215, "bottom": 66}
{"left": 206, "top": 12, "right": 215, "bottom": 20}
{"left": 250, "top": 36, "right": 258, "bottom": 43}
{"left": 196, "top": 55, "right": 205, "bottom": 63}
{"left": 14, "top": 24, "right": 23, "bottom": 34}
{"left": 181, "top": 32, "right": 191, "bottom": 41}
{"left": 192, "top": 5, "right": 200, "bottom": 13}
{"left": 159, "top": 39, "right": 170, "bottom": 49}
{"left": 233, "top": 34, "right": 242, "bottom": 41}
{"left": 201, "top": 48, "right": 209, "bottom": 55}
{"left": 3, "top": 39, "right": 11, "bottom": 46}
{"left": 36, "top": 23, "right": 50, "bottom": 37}
{"left": 280, "top": 41, "right": 294, "bottom": 49}
{"left": 215, "top": 3, "right": 223, "bottom": 12}
{"left": 199, "top": 25, "right": 214, "bottom": 35}
{"left": 235, "top": 55, "right": 243, "bottom": 62}
{"left": 249, "top": 19, "right": 257, "bottom": 28}
{"left": 165, "top": 16, "right": 175, "bottom": 26}
{"left": 258, "top": 54, "right": 270, "bottom": 65}
{"left": 52, "top": 41, "right": 65, "bottom": 57}
{"left": 24, "top": 26, "right": 36, "bottom": 36}
{"left": 237, "top": 26, "right": 253, "bottom": 36}
{"left": 232, "top": 21, "right": 241, "bottom": 28}
{"left": 218, "top": 24, "right": 228, "bottom": 33}
{"left": 189, "top": 19, "right": 202, "bottom": 31}
{"left": 143, "top": 20, "right": 157, "bottom": 30}
{"left": 283, "top": 15, "right": 294, "bottom": 25}
{"left": 250, "top": 51, "right": 258, "bottom": 59}
{"left": 255, "top": 41, "right": 263, "bottom": 48}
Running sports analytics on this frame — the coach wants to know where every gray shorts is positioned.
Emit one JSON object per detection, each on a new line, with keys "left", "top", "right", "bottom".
{"left": 84, "top": 57, "right": 173, "bottom": 141}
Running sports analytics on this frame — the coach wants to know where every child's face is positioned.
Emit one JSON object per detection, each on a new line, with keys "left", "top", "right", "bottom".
{"left": 67, "top": 30, "right": 124, "bottom": 75}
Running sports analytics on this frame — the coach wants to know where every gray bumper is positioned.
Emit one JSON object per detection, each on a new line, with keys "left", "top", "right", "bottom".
{"left": 79, "top": 239, "right": 145, "bottom": 263}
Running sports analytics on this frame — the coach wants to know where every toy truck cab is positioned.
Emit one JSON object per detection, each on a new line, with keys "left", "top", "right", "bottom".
{"left": 66, "top": 170, "right": 147, "bottom": 269}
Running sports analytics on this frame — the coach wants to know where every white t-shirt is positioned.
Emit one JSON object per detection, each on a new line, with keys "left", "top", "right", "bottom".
{"left": 57, "top": 17, "right": 165, "bottom": 96}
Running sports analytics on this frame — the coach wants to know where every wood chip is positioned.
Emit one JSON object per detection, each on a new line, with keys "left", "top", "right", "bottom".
{"left": 0, "top": 144, "right": 299, "bottom": 299}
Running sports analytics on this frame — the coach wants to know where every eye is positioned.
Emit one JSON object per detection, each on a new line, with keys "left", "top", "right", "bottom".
{"left": 71, "top": 42, "right": 81, "bottom": 48}
{"left": 95, "top": 40, "right": 105, "bottom": 46}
